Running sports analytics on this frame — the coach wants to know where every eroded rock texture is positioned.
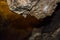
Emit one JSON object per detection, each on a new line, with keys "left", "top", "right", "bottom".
{"left": 7, "top": 0, "right": 59, "bottom": 19}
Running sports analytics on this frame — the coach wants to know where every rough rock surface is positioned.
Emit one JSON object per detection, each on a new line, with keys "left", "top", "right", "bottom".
{"left": 7, "top": 0, "right": 60, "bottom": 19}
